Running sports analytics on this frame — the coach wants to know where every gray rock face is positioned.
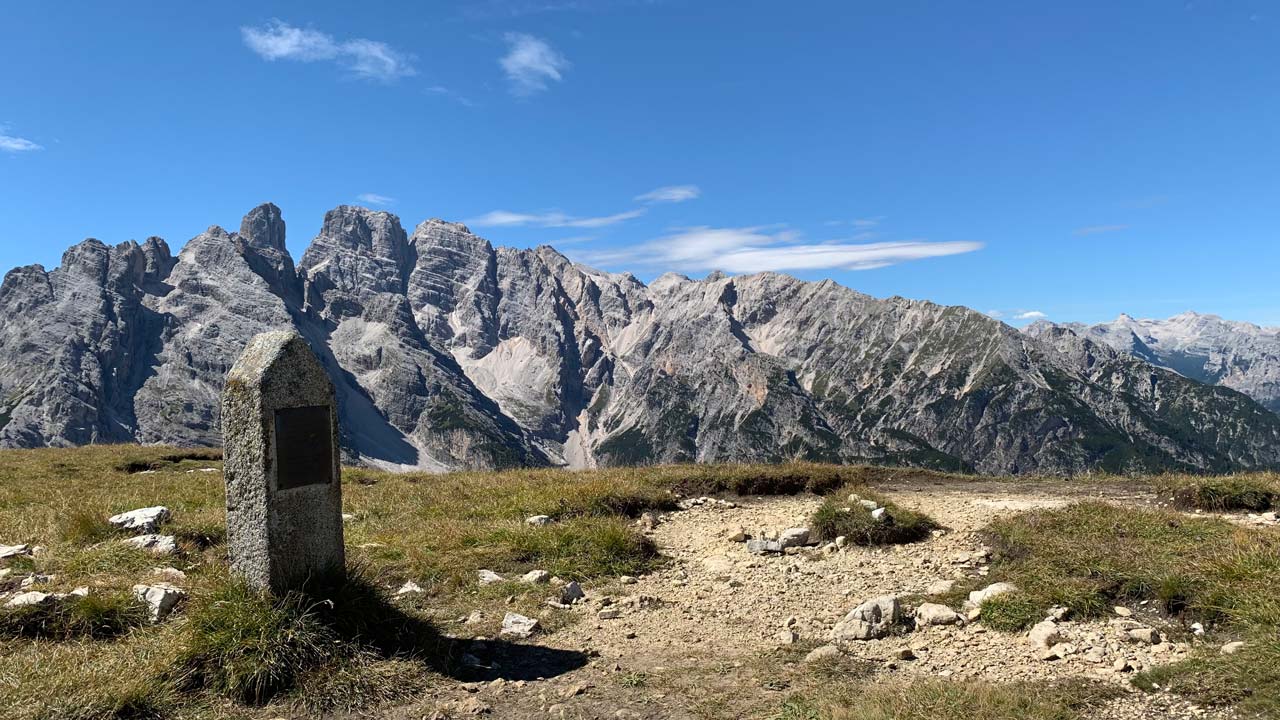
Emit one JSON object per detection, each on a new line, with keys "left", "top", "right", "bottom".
{"left": 1029, "top": 313, "right": 1280, "bottom": 414}
{"left": 3, "top": 203, "right": 1280, "bottom": 475}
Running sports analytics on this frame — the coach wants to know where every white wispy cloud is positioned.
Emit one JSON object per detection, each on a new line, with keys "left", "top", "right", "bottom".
{"left": 1015, "top": 310, "right": 1048, "bottom": 320}
{"left": 357, "top": 193, "right": 396, "bottom": 206}
{"left": 986, "top": 310, "right": 1005, "bottom": 319}
{"left": 635, "top": 185, "right": 700, "bottom": 204}
{"left": 1074, "top": 224, "right": 1129, "bottom": 236}
{"left": 500, "top": 33, "right": 569, "bottom": 95}
{"left": 0, "top": 132, "right": 42, "bottom": 153}
{"left": 426, "top": 85, "right": 476, "bottom": 107}
{"left": 579, "top": 226, "right": 983, "bottom": 273}
{"left": 241, "top": 20, "right": 416, "bottom": 83}
{"left": 468, "top": 208, "right": 644, "bottom": 228}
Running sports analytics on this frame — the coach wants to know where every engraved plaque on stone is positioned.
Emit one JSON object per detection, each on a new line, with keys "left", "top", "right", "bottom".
{"left": 274, "top": 405, "right": 334, "bottom": 490}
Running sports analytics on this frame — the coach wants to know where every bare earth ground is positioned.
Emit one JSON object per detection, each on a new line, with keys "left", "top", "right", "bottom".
{"left": 360, "top": 478, "right": 1234, "bottom": 720}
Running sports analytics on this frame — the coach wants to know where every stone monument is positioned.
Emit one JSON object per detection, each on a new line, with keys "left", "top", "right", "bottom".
{"left": 222, "top": 330, "right": 344, "bottom": 594}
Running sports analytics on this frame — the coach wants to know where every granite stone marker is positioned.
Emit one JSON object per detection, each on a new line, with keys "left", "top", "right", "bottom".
{"left": 222, "top": 331, "right": 344, "bottom": 594}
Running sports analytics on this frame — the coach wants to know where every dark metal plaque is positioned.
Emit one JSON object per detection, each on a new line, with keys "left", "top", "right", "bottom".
{"left": 273, "top": 405, "right": 334, "bottom": 490}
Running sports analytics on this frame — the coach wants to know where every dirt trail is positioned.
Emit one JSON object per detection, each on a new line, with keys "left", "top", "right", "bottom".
{"left": 397, "top": 481, "right": 1232, "bottom": 720}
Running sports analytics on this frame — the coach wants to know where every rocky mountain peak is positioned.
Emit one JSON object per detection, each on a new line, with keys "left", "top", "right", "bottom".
{"left": 238, "top": 202, "right": 287, "bottom": 253}
{"left": 3, "top": 203, "right": 1280, "bottom": 475}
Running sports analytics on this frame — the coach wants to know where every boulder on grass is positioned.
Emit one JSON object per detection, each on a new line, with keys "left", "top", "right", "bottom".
{"left": 108, "top": 506, "right": 171, "bottom": 534}
{"left": 122, "top": 534, "right": 178, "bottom": 556}
{"left": 500, "top": 612, "right": 538, "bottom": 639}
{"left": 915, "top": 602, "right": 961, "bottom": 626}
{"left": 832, "top": 595, "right": 901, "bottom": 643}
{"left": 132, "top": 583, "right": 186, "bottom": 622}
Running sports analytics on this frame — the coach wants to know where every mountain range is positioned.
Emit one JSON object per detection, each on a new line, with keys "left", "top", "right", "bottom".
{"left": 1027, "top": 314, "right": 1280, "bottom": 414}
{"left": 2, "top": 203, "right": 1278, "bottom": 475}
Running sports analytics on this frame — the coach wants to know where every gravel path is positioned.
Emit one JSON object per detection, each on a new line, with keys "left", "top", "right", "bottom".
{"left": 391, "top": 482, "right": 1235, "bottom": 720}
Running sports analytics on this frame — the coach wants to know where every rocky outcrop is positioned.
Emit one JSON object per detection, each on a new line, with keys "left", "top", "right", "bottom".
{"left": 3, "top": 203, "right": 1280, "bottom": 475}
{"left": 1029, "top": 313, "right": 1280, "bottom": 414}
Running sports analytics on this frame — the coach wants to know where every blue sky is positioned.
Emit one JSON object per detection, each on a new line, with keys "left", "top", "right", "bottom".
{"left": 2, "top": 1, "right": 1277, "bottom": 326}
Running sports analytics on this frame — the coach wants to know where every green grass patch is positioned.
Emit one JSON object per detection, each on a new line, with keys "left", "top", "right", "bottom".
{"left": 977, "top": 592, "right": 1042, "bottom": 632}
{"left": 805, "top": 678, "right": 1118, "bottom": 720}
{"left": 966, "top": 500, "right": 1280, "bottom": 714}
{"left": 174, "top": 569, "right": 450, "bottom": 706}
{"left": 0, "top": 590, "right": 149, "bottom": 640}
{"left": 809, "top": 486, "right": 939, "bottom": 546}
{"left": 1152, "top": 472, "right": 1280, "bottom": 512}
{"left": 58, "top": 509, "right": 122, "bottom": 545}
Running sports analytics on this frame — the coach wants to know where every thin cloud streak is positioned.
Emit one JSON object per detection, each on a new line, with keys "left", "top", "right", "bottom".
{"left": 241, "top": 20, "right": 416, "bottom": 83}
{"left": 357, "top": 193, "right": 396, "bottom": 206}
{"left": 580, "top": 226, "right": 983, "bottom": 273}
{"left": 500, "top": 33, "right": 569, "bottom": 95}
{"left": 1074, "top": 224, "right": 1129, "bottom": 236}
{"left": 468, "top": 208, "right": 644, "bottom": 228}
{"left": 0, "top": 130, "right": 42, "bottom": 153}
{"left": 635, "top": 185, "right": 700, "bottom": 203}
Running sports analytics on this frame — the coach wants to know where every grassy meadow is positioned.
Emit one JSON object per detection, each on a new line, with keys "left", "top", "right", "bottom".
{"left": 1, "top": 445, "right": 1278, "bottom": 719}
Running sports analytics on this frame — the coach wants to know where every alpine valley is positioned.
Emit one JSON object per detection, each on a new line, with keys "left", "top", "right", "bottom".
{"left": 2, "top": 203, "right": 1278, "bottom": 475}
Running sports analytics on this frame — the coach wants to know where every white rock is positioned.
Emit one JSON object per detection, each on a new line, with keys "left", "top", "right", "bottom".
{"left": 151, "top": 567, "right": 187, "bottom": 583}
{"left": 122, "top": 534, "right": 177, "bottom": 555}
{"left": 871, "top": 507, "right": 888, "bottom": 522}
{"left": 0, "top": 544, "right": 31, "bottom": 560}
{"left": 520, "top": 570, "right": 551, "bottom": 585}
{"left": 832, "top": 595, "right": 901, "bottom": 643}
{"left": 1190, "top": 622, "right": 1205, "bottom": 636}
{"left": 341, "top": 513, "right": 355, "bottom": 522}
{"left": 1220, "top": 641, "right": 1245, "bottom": 655}
{"left": 915, "top": 602, "right": 961, "bottom": 626}
{"left": 1127, "top": 627, "right": 1161, "bottom": 645}
{"left": 397, "top": 580, "right": 424, "bottom": 595}
{"left": 69, "top": 586, "right": 89, "bottom": 597}
{"left": 776, "top": 629, "right": 799, "bottom": 644}
{"left": 834, "top": 535, "right": 848, "bottom": 549}
{"left": 526, "top": 515, "right": 552, "bottom": 526}
{"left": 4, "top": 591, "right": 51, "bottom": 608}
{"left": 500, "top": 612, "right": 538, "bottom": 638}
{"left": 778, "top": 528, "right": 811, "bottom": 549}
{"left": 478, "top": 569, "right": 505, "bottom": 586}
{"left": 1028, "top": 620, "right": 1062, "bottom": 649}
{"left": 926, "top": 579, "right": 955, "bottom": 595}
{"left": 746, "top": 538, "right": 783, "bottom": 555}
{"left": 559, "top": 581, "right": 585, "bottom": 604}
{"left": 108, "top": 506, "right": 171, "bottom": 534}
{"left": 1113, "top": 606, "right": 1132, "bottom": 617}
{"left": 20, "top": 574, "right": 55, "bottom": 588}
{"left": 131, "top": 583, "right": 186, "bottom": 622}
{"left": 1042, "top": 642, "right": 1076, "bottom": 661}
{"left": 619, "top": 575, "right": 637, "bottom": 584}
{"left": 967, "top": 582, "right": 1017, "bottom": 608}
{"left": 858, "top": 499, "right": 878, "bottom": 511}
{"left": 637, "top": 512, "right": 660, "bottom": 530}
{"left": 805, "top": 644, "right": 841, "bottom": 663}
